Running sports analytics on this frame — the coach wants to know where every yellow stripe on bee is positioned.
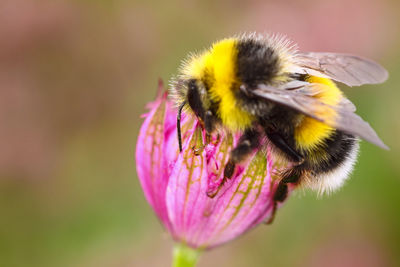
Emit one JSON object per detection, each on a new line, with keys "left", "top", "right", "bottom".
{"left": 294, "top": 76, "right": 343, "bottom": 151}
{"left": 185, "top": 38, "right": 254, "bottom": 131}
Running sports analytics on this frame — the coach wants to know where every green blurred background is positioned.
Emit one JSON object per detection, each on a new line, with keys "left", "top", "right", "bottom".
{"left": 1, "top": 0, "right": 399, "bottom": 266}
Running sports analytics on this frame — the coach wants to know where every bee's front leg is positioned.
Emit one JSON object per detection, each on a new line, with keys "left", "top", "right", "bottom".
{"left": 204, "top": 110, "right": 217, "bottom": 144}
{"left": 192, "top": 110, "right": 219, "bottom": 156}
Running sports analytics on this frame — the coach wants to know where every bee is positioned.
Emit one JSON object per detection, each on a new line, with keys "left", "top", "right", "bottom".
{"left": 170, "top": 33, "right": 388, "bottom": 223}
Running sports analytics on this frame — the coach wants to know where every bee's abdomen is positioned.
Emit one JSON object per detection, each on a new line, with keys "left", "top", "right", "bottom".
{"left": 299, "top": 130, "right": 360, "bottom": 193}
{"left": 304, "top": 130, "right": 358, "bottom": 174}
{"left": 236, "top": 39, "right": 280, "bottom": 87}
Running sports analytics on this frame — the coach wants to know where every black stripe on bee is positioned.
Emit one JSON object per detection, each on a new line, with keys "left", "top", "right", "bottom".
{"left": 314, "top": 131, "right": 357, "bottom": 173}
{"left": 236, "top": 39, "right": 280, "bottom": 88}
{"left": 300, "top": 130, "right": 358, "bottom": 174}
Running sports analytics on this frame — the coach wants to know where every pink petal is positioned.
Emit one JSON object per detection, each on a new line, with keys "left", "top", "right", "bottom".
{"left": 166, "top": 124, "right": 278, "bottom": 248}
{"left": 166, "top": 122, "right": 207, "bottom": 239}
{"left": 200, "top": 151, "right": 275, "bottom": 247}
{"left": 137, "top": 81, "right": 289, "bottom": 249}
{"left": 136, "top": 92, "right": 172, "bottom": 230}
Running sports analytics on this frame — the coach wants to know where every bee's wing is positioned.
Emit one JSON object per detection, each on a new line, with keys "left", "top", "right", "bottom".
{"left": 338, "top": 97, "right": 357, "bottom": 112}
{"left": 294, "top": 52, "right": 388, "bottom": 86}
{"left": 251, "top": 83, "right": 388, "bottom": 149}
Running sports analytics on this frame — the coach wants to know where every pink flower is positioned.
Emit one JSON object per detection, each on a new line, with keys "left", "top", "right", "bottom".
{"left": 136, "top": 81, "right": 287, "bottom": 250}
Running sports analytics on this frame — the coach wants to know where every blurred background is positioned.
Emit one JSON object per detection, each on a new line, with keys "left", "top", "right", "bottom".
{"left": 0, "top": 0, "right": 399, "bottom": 266}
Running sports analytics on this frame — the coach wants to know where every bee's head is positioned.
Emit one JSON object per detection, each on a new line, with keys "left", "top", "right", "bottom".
{"left": 175, "top": 78, "right": 208, "bottom": 152}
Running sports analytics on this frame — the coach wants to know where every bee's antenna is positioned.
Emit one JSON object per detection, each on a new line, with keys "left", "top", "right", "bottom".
{"left": 177, "top": 101, "right": 186, "bottom": 152}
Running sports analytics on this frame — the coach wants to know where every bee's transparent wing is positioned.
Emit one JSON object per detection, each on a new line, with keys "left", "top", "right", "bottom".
{"left": 338, "top": 97, "right": 357, "bottom": 112}
{"left": 294, "top": 52, "right": 388, "bottom": 86}
{"left": 250, "top": 83, "right": 388, "bottom": 149}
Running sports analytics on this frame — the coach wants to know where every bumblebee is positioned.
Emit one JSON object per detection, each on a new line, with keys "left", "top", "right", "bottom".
{"left": 170, "top": 33, "right": 388, "bottom": 223}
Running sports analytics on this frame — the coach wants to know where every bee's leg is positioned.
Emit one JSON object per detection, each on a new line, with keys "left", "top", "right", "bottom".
{"left": 261, "top": 131, "right": 305, "bottom": 223}
{"left": 207, "top": 129, "right": 259, "bottom": 198}
{"left": 266, "top": 168, "right": 302, "bottom": 224}
{"left": 266, "top": 132, "right": 304, "bottom": 163}
{"left": 191, "top": 109, "right": 220, "bottom": 155}
{"left": 204, "top": 110, "right": 218, "bottom": 144}
{"left": 223, "top": 129, "right": 260, "bottom": 179}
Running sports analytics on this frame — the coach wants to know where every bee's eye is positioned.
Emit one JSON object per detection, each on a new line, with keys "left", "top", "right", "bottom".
{"left": 188, "top": 79, "right": 197, "bottom": 90}
{"left": 186, "top": 78, "right": 205, "bottom": 120}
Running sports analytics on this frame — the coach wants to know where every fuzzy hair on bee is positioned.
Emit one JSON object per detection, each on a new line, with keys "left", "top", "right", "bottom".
{"left": 169, "top": 33, "right": 388, "bottom": 223}
{"left": 169, "top": 33, "right": 298, "bottom": 114}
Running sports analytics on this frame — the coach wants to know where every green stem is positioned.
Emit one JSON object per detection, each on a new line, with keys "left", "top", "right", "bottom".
{"left": 172, "top": 243, "right": 201, "bottom": 267}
